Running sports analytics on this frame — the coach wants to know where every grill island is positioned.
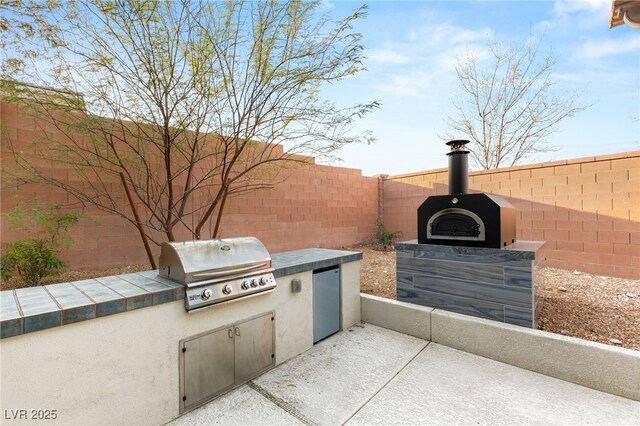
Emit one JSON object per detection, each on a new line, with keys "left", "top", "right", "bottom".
{"left": 0, "top": 244, "right": 363, "bottom": 424}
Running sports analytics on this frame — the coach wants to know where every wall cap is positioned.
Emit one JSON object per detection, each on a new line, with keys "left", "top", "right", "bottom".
{"left": 384, "top": 151, "right": 640, "bottom": 181}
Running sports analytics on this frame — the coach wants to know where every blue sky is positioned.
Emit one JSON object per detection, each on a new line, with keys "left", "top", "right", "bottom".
{"left": 319, "top": 0, "right": 640, "bottom": 176}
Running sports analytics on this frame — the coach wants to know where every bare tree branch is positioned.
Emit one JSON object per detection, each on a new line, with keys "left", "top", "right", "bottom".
{"left": 1, "top": 0, "right": 379, "bottom": 262}
{"left": 443, "top": 37, "right": 589, "bottom": 170}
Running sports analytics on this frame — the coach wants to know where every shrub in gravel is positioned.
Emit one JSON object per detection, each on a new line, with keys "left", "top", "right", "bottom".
{"left": 1, "top": 205, "right": 81, "bottom": 286}
{"left": 374, "top": 220, "right": 403, "bottom": 250}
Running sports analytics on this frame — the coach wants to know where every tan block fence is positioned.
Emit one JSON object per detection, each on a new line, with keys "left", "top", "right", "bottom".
{"left": 0, "top": 101, "right": 378, "bottom": 269}
{"left": 1, "top": 101, "right": 639, "bottom": 277}
{"left": 382, "top": 153, "right": 640, "bottom": 279}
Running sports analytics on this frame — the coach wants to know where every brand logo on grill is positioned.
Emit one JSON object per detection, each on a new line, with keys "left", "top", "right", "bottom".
{"left": 188, "top": 294, "right": 201, "bottom": 301}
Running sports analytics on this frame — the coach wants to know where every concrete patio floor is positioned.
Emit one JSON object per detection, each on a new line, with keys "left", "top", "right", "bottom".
{"left": 169, "top": 324, "right": 640, "bottom": 426}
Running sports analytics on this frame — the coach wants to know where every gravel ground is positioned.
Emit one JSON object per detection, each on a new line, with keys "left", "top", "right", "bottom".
{"left": 2, "top": 245, "right": 638, "bottom": 350}
{"left": 354, "top": 245, "right": 640, "bottom": 351}
{"left": 0, "top": 264, "right": 151, "bottom": 291}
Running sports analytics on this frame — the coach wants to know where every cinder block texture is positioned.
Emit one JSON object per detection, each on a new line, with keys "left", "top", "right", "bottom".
{"left": 0, "top": 101, "right": 378, "bottom": 269}
{"left": 360, "top": 293, "right": 432, "bottom": 340}
{"left": 383, "top": 152, "right": 640, "bottom": 279}
{"left": 3, "top": 99, "right": 639, "bottom": 279}
{"left": 431, "top": 309, "right": 640, "bottom": 401}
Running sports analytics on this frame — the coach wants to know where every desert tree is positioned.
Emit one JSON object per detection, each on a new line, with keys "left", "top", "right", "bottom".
{"left": 444, "top": 37, "right": 588, "bottom": 170}
{"left": 0, "top": 0, "right": 377, "bottom": 266}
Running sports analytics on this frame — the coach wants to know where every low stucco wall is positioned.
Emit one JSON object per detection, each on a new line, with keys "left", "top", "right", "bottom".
{"left": 430, "top": 309, "right": 640, "bottom": 402}
{"left": 360, "top": 294, "right": 640, "bottom": 402}
{"left": 361, "top": 293, "right": 432, "bottom": 341}
{"left": 340, "top": 261, "right": 361, "bottom": 331}
{"left": 0, "top": 261, "right": 361, "bottom": 425}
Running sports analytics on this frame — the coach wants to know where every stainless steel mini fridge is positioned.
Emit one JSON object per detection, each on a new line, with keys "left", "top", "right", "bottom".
{"left": 312, "top": 266, "right": 340, "bottom": 343}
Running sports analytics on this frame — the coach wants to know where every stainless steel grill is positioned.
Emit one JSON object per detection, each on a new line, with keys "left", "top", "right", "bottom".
{"left": 158, "top": 237, "right": 276, "bottom": 312}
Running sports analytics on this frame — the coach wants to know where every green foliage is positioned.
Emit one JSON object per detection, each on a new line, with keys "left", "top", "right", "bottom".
{"left": 1, "top": 205, "right": 81, "bottom": 286}
{"left": 375, "top": 220, "right": 402, "bottom": 249}
{"left": 1, "top": 239, "right": 66, "bottom": 286}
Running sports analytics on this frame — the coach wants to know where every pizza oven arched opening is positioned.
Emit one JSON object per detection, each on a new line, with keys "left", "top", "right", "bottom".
{"left": 427, "top": 208, "right": 485, "bottom": 241}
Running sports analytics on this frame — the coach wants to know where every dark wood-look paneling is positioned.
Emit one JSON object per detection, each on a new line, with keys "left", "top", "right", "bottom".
{"left": 396, "top": 242, "right": 540, "bottom": 328}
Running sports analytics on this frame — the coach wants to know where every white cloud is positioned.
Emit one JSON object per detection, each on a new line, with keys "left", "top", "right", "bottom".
{"left": 365, "top": 22, "right": 493, "bottom": 99}
{"left": 319, "top": 0, "right": 335, "bottom": 11}
{"left": 553, "top": 0, "right": 610, "bottom": 17}
{"left": 405, "top": 21, "right": 492, "bottom": 48}
{"left": 374, "top": 69, "right": 435, "bottom": 98}
{"left": 367, "top": 49, "right": 412, "bottom": 65}
{"left": 533, "top": 19, "right": 552, "bottom": 33}
{"left": 575, "top": 36, "right": 640, "bottom": 59}
{"left": 549, "top": 0, "right": 611, "bottom": 28}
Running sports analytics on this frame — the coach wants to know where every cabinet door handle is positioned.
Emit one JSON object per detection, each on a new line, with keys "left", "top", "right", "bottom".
{"left": 235, "top": 327, "right": 240, "bottom": 336}
{"left": 228, "top": 328, "right": 234, "bottom": 339}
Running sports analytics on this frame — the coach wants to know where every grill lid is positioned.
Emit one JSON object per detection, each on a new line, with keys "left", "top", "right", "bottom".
{"left": 158, "top": 237, "right": 271, "bottom": 286}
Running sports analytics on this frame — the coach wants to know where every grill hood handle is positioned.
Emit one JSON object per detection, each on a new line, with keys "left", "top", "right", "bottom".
{"left": 192, "top": 262, "right": 268, "bottom": 279}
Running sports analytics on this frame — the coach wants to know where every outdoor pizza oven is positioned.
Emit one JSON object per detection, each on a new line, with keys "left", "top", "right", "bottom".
{"left": 417, "top": 140, "right": 516, "bottom": 248}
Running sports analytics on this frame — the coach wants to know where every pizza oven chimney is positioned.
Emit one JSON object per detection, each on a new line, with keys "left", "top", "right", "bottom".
{"left": 446, "top": 139, "right": 469, "bottom": 195}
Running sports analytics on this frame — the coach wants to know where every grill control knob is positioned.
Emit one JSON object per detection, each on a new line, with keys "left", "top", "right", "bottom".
{"left": 259, "top": 277, "right": 268, "bottom": 286}
{"left": 222, "top": 285, "right": 232, "bottom": 295}
{"left": 251, "top": 279, "right": 258, "bottom": 288}
{"left": 201, "top": 288, "right": 213, "bottom": 300}
{"left": 241, "top": 281, "right": 250, "bottom": 290}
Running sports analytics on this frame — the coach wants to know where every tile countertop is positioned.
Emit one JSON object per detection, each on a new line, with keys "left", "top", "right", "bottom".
{"left": 395, "top": 240, "right": 545, "bottom": 261}
{"left": 0, "top": 248, "right": 362, "bottom": 339}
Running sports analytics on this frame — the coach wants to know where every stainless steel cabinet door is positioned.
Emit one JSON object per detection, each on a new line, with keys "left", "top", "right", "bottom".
{"left": 182, "top": 327, "right": 235, "bottom": 411}
{"left": 313, "top": 267, "right": 340, "bottom": 343}
{"left": 234, "top": 313, "right": 274, "bottom": 383}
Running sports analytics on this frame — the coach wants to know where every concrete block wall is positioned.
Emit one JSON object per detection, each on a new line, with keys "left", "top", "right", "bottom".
{"left": 1, "top": 101, "right": 378, "bottom": 269}
{"left": 383, "top": 153, "right": 640, "bottom": 279}
{"left": 2, "top": 100, "right": 639, "bottom": 278}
